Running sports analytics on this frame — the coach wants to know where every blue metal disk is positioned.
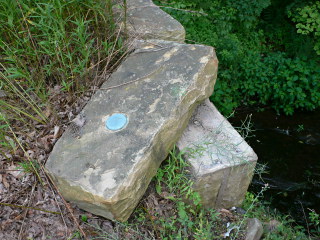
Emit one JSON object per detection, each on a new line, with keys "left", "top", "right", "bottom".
{"left": 106, "top": 113, "right": 127, "bottom": 131}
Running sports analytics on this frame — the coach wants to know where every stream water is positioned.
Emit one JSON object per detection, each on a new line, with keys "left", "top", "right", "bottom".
{"left": 230, "top": 108, "right": 320, "bottom": 225}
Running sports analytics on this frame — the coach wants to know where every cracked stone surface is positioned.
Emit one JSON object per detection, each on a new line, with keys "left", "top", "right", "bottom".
{"left": 45, "top": 40, "right": 218, "bottom": 221}
{"left": 115, "top": 0, "right": 185, "bottom": 42}
{"left": 177, "top": 99, "right": 258, "bottom": 209}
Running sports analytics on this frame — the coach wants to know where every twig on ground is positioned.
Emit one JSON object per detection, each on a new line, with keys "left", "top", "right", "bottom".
{"left": 0, "top": 201, "right": 60, "bottom": 215}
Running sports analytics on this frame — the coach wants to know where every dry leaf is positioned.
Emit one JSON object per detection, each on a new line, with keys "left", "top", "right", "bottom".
{"left": 220, "top": 208, "right": 232, "bottom": 215}
{"left": 44, "top": 107, "right": 52, "bottom": 118}
{"left": 2, "top": 175, "right": 9, "bottom": 189}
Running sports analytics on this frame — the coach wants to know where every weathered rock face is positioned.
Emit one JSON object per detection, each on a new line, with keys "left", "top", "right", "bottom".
{"left": 45, "top": 40, "right": 218, "bottom": 221}
{"left": 115, "top": 0, "right": 185, "bottom": 42}
{"left": 177, "top": 100, "right": 257, "bottom": 209}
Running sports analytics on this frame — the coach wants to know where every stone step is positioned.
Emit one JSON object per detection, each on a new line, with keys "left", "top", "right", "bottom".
{"left": 114, "top": 0, "right": 185, "bottom": 42}
{"left": 177, "top": 99, "right": 257, "bottom": 209}
{"left": 45, "top": 40, "right": 218, "bottom": 221}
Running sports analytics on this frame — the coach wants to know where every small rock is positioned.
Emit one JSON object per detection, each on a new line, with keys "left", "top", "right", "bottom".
{"left": 177, "top": 100, "right": 257, "bottom": 209}
{"left": 231, "top": 206, "right": 247, "bottom": 215}
{"left": 115, "top": 0, "right": 186, "bottom": 42}
{"left": 245, "top": 218, "right": 263, "bottom": 240}
{"left": 235, "top": 207, "right": 247, "bottom": 215}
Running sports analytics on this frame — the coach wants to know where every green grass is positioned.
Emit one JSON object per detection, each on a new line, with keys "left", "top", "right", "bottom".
{"left": 0, "top": 0, "right": 126, "bottom": 154}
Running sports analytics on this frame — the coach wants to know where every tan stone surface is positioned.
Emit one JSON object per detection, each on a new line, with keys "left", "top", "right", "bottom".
{"left": 246, "top": 218, "right": 263, "bottom": 240}
{"left": 114, "top": 0, "right": 185, "bottom": 42}
{"left": 46, "top": 40, "right": 218, "bottom": 221}
{"left": 177, "top": 100, "right": 257, "bottom": 209}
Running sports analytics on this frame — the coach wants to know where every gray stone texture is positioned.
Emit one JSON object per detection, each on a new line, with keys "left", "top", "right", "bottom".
{"left": 177, "top": 99, "right": 257, "bottom": 209}
{"left": 245, "top": 218, "right": 264, "bottom": 240}
{"left": 46, "top": 40, "right": 218, "bottom": 221}
{"left": 114, "top": 0, "right": 185, "bottom": 42}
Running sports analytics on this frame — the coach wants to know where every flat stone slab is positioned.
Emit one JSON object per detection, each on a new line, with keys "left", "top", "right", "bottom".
{"left": 46, "top": 40, "right": 218, "bottom": 221}
{"left": 115, "top": 0, "right": 185, "bottom": 42}
{"left": 177, "top": 99, "right": 257, "bottom": 209}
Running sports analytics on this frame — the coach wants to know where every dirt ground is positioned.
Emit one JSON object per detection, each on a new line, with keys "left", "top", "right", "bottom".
{"left": 0, "top": 86, "right": 96, "bottom": 239}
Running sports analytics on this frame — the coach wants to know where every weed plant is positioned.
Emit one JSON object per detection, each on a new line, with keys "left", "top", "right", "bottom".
{"left": 0, "top": 0, "right": 125, "bottom": 153}
{"left": 123, "top": 149, "right": 308, "bottom": 239}
{"left": 145, "top": 148, "right": 223, "bottom": 239}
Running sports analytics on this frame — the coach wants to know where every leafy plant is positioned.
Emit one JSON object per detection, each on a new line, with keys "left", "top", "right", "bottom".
{"left": 156, "top": 0, "right": 320, "bottom": 116}
{"left": 136, "top": 148, "right": 223, "bottom": 239}
{"left": 240, "top": 52, "right": 320, "bottom": 115}
{"left": 288, "top": 1, "right": 320, "bottom": 55}
{"left": 81, "top": 215, "right": 88, "bottom": 223}
{"left": 242, "top": 191, "right": 309, "bottom": 240}
{"left": 309, "top": 209, "right": 320, "bottom": 238}
{"left": 18, "top": 160, "right": 40, "bottom": 173}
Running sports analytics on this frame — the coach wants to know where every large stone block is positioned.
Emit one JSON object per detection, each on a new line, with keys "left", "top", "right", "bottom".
{"left": 45, "top": 40, "right": 218, "bottom": 221}
{"left": 177, "top": 99, "right": 257, "bottom": 209}
{"left": 115, "top": 0, "right": 185, "bottom": 42}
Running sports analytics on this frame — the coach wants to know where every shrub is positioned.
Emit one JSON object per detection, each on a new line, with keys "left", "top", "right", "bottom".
{"left": 240, "top": 52, "right": 320, "bottom": 115}
{"left": 288, "top": 1, "right": 320, "bottom": 55}
{"left": 156, "top": 0, "right": 320, "bottom": 115}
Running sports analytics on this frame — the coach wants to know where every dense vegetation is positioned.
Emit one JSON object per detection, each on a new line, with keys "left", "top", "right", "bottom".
{"left": 156, "top": 0, "right": 320, "bottom": 115}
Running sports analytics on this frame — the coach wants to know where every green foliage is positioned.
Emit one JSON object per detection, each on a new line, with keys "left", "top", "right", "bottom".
{"left": 0, "top": 114, "right": 11, "bottom": 152}
{"left": 224, "top": 0, "right": 271, "bottom": 30}
{"left": 81, "top": 215, "right": 88, "bottom": 223}
{"left": 120, "top": 149, "right": 309, "bottom": 239}
{"left": 259, "top": 0, "right": 317, "bottom": 59}
{"left": 153, "top": 148, "right": 220, "bottom": 239}
{"left": 155, "top": 148, "right": 196, "bottom": 201}
{"left": 240, "top": 52, "right": 320, "bottom": 115}
{"left": 242, "top": 192, "right": 309, "bottom": 240}
{"left": 18, "top": 160, "right": 40, "bottom": 173}
{"left": 288, "top": 1, "right": 320, "bottom": 55}
{"left": 309, "top": 209, "right": 320, "bottom": 238}
{"left": 156, "top": 0, "right": 320, "bottom": 116}
{"left": 0, "top": 0, "right": 117, "bottom": 93}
